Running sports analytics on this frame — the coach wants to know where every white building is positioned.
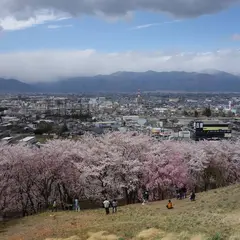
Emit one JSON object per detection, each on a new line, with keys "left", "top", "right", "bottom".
{"left": 153, "top": 108, "right": 168, "bottom": 113}
{"left": 19, "top": 136, "right": 36, "bottom": 145}
{"left": 178, "top": 131, "right": 191, "bottom": 139}
{"left": 95, "top": 121, "right": 118, "bottom": 128}
{"left": 123, "top": 116, "right": 139, "bottom": 122}
{"left": 1, "top": 137, "right": 13, "bottom": 144}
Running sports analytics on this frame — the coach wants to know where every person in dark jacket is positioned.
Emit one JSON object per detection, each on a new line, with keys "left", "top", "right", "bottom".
{"left": 176, "top": 187, "right": 180, "bottom": 200}
{"left": 182, "top": 186, "right": 187, "bottom": 199}
{"left": 112, "top": 199, "right": 118, "bottom": 213}
{"left": 190, "top": 191, "right": 196, "bottom": 201}
{"left": 142, "top": 190, "right": 149, "bottom": 204}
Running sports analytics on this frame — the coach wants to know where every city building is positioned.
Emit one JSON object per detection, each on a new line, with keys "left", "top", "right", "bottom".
{"left": 192, "top": 121, "right": 231, "bottom": 141}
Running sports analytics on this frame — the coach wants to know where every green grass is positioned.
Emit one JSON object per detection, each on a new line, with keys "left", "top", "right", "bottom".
{"left": 1, "top": 185, "right": 240, "bottom": 240}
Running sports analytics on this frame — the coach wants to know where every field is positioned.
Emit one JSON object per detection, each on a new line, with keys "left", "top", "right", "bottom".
{"left": 1, "top": 185, "right": 240, "bottom": 240}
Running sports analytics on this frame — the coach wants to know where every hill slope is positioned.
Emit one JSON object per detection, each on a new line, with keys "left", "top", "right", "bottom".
{"left": 2, "top": 71, "right": 240, "bottom": 93}
{"left": 1, "top": 185, "right": 240, "bottom": 240}
{"left": 38, "top": 71, "right": 240, "bottom": 93}
{"left": 0, "top": 78, "right": 36, "bottom": 93}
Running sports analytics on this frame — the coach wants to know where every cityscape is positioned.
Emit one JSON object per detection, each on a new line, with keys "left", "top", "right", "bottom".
{"left": 1, "top": 91, "right": 240, "bottom": 146}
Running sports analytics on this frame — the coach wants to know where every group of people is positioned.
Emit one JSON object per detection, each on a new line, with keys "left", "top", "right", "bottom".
{"left": 103, "top": 199, "right": 118, "bottom": 215}
{"left": 166, "top": 189, "right": 196, "bottom": 209}
{"left": 176, "top": 186, "right": 187, "bottom": 200}
{"left": 176, "top": 186, "right": 196, "bottom": 202}
{"left": 52, "top": 189, "right": 196, "bottom": 214}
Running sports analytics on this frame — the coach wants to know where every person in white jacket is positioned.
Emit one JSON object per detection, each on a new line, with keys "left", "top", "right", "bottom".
{"left": 103, "top": 199, "right": 110, "bottom": 215}
{"left": 74, "top": 198, "right": 80, "bottom": 212}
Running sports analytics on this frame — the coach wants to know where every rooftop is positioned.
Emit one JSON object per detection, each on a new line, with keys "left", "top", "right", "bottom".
{"left": 20, "top": 136, "right": 35, "bottom": 142}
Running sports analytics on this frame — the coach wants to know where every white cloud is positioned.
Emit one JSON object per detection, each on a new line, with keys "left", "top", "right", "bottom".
{"left": 0, "top": 49, "right": 240, "bottom": 82}
{"left": 0, "top": 10, "right": 69, "bottom": 31}
{"left": 131, "top": 20, "right": 181, "bottom": 30}
{"left": 47, "top": 24, "right": 73, "bottom": 29}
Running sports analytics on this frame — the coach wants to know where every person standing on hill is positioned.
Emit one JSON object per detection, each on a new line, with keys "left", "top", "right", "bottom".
{"left": 112, "top": 199, "right": 118, "bottom": 213}
{"left": 182, "top": 186, "right": 187, "bottom": 199}
{"left": 142, "top": 190, "right": 149, "bottom": 205}
{"left": 103, "top": 199, "right": 110, "bottom": 215}
{"left": 179, "top": 188, "right": 184, "bottom": 200}
{"left": 190, "top": 191, "right": 196, "bottom": 201}
{"left": 52, "top": 200, "right": 57, "bottom": 212}
{"left": 176, "top": 187, "right": 180, "bottom": 200}
{"left": 74, "top": 198, "right": 80, "bottom": 212}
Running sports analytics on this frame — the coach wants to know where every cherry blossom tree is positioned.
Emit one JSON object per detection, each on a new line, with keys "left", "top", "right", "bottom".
{"left": 106, "top": 132, "right": 151, "bottom": 203}
{"left": 1, "top": 134, "right": 240, "bottom": 219}
{"left": 143, "top": 142, "right": 188, "bottom": 200}
{"left": 0, "top": 144, "right": 16, "bottom": 216}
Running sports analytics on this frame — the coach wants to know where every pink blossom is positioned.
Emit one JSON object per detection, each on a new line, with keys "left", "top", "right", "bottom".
{"left": 1, "top": 134, "right": 240, "bottom": 217}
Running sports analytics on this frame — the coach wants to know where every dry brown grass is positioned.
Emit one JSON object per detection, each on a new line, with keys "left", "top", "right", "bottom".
{"left": 1, "top": 184, "right": 240, "bottom": 240}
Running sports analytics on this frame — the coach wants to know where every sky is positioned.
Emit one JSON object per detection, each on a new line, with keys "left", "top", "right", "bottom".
{"left": 0, "top": 0, "right": 240, "bottom": 82}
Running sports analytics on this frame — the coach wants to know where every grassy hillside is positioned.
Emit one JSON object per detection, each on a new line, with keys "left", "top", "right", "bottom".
{"left": 1, "top": 185, "right": 240, "bottom": 240}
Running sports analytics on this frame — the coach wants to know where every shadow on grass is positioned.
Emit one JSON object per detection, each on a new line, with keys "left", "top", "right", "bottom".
{"left": 0, "top": 218, "right": 23, "bottom": 234}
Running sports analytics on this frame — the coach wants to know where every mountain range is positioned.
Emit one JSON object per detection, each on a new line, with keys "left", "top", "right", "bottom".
{"left": 1, "top": 70, "right": 240, "bottom": 93}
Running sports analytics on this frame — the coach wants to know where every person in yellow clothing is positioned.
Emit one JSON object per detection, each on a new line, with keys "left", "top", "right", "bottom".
{"left": 166, "top": 200, "right": 173, "bottom": 209}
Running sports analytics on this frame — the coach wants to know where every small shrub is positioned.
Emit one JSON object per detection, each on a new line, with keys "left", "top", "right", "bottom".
{"left": 209, "top": 233, "right": 223, "bottom": 240}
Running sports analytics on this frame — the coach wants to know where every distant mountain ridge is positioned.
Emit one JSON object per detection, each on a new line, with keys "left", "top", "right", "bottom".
{"left": 1, "top": 70, "right": 240, "bottom": 93}
{"left": 0, "top": 78, "right": 36, "bottom": 93}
